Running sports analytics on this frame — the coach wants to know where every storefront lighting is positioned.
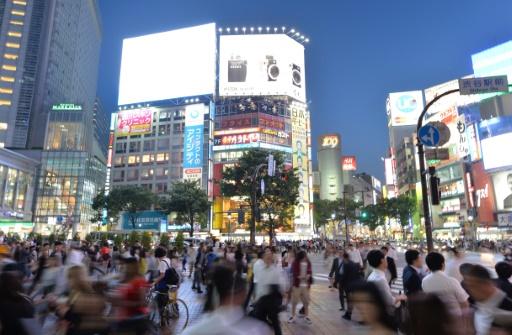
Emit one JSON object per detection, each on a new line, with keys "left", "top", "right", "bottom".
{"left": 250, "top": 27, "right": 254, "bottom": 32}
{"left": 226, "top": 27, "right": 231, "bottom": 33}
{"left": 257, "top": 27, "right": 262, "bottom": 33}
{"left": 242, "top": 27, "right": 246, "bottom": 33}
{"left": 218, "top": 27, "right": 222, "bottom": 33}
{"left": 234, "top": 27, "right": 238, "bottom": 32}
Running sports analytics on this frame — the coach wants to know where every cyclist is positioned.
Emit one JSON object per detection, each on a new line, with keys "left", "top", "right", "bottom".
{"left": 153, "top": 246, "right": 179, "bottom": 320}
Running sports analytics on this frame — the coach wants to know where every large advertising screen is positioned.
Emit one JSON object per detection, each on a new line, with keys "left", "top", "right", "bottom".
{"left": 183, "top": 104, "right": 206, "bottom": 181}
{"left": 492, "top": 170, "right": 512, "bottom": 212}
{"left": 386, "top": 91, "right": 424, "bottom": 126}
{"left": 219, "top": 34, "right": 306, "bottom": 102}
{"left": 291, "top": 103, "right": 311, "bottom": 233}
{"left": 115, "top": 108, "right": 153, "bottom": 136}
{"left": 481, "top": 133, "right": 512, "bottom": 170}
{"left": 118, "top": 23, "right": 216, "bottom": 105}
{"left": 472, "top": 161, "right": 497, "bottom": 224}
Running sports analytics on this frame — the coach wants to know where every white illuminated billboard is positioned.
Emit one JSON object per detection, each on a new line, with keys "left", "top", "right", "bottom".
{"left": 386, "top": 91, "right": 424, "bottom": 126}
{"left": 219, "top": 34, "right": 306, "bottom": 102}
{"left": 481, "top": 132, "right": 512, "bottom": 170}
{"left": 118, "top": 23, "right": 216, "bottom": 105}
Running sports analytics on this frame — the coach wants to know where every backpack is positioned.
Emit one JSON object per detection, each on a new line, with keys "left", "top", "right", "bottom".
{"left": 156, "top": 260, "right": 180, "bottom": 291}
{"left": 205, "top": 252, "right": 218, "bottom": 270}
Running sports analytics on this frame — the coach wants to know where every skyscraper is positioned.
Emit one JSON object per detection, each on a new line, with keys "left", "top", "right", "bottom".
{"left": 0, "top": 0, "right": 102, "bottom": 149}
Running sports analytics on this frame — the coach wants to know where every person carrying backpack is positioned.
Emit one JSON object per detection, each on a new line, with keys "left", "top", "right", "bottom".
{"left": 153, "top": 247, "right": 180, "bottom": 317}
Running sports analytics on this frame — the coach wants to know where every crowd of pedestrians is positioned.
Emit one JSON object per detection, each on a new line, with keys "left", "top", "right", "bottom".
{"left": 1, "top": 233, "right": 512, "bottom": 334}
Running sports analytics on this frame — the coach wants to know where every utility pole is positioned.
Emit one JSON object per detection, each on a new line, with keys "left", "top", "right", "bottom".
{"left": 250, "top": 163, "right": 267, "bottom": 245}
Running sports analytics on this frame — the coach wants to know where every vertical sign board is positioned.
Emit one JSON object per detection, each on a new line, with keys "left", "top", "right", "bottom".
{"left": 183, "top": 104, "right": 205, "bottom": 182}
{"left": 291, "top": 103, "right": 311, "bottom": 235}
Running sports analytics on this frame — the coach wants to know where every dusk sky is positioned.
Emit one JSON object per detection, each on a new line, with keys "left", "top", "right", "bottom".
{"left": 97, "top": 0, "right": 512, "bottom": 180}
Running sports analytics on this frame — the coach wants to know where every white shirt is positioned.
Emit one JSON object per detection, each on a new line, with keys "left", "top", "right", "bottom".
{"left": 367, "top": 268, "right": 395, "bottom": 312}
{"left": 158, "top": 257, "right": 172, "bottom": 274}
{"left": 422, "top": 271, "right": 469, "bottom": 316}
{"left": 182, "top": 305, "right": 271, "bottom": 335}
{"left": 348, "top": 249, "right": 363, "bottom": 268}
{"left": 255, "top": 264, "right": 282, "bottom": 301}
{"left": 252, "top": 259, "right": 265, "bottom": 284}
{"left": 474, "top": 289, "right": 507, "bottom": 335}
{"left": 446, "top": 257, "right": 464, "bottom": 282}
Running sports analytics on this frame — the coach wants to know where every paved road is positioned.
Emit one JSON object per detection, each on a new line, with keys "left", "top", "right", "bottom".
{"left": 176, "top": 250, "right": 505, "bottom": 334}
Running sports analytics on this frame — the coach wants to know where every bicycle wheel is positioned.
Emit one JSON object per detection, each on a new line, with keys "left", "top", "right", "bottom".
{"left": 164, "top": 299, "right": 189, "bottom": 333}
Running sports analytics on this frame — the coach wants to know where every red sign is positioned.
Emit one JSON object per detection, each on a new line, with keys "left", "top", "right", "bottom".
{"left": 214, "top": 133, "right": 260, "bottom": 146}
{"left": 342, "top": 156, "right": 357, "bottom": 171}
{"left": 471, "top": 160, "right": 496, "bottom": 224}
{"left": 259, "top": 115, "right": 285, "bottom": 130}
{"left": 116, "top": 108, "right": 153, "bottom": 136}
{"left": 220, "top": 115, "right": 253, "bottom": 129}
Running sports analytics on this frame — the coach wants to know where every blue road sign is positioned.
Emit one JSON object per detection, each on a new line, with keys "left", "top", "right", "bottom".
{"left": 419, "top": 124, "right": 440, "bottom": 147}
{"left": 56, "top": 215, "right": 64, "bottom": 224}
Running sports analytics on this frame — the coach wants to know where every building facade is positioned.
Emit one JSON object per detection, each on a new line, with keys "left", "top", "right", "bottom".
{"left": 0, "top": 0, "right": 102, "bottom": 150}
{"left": 317, "top": 133, "right": 343, "bottom": 200}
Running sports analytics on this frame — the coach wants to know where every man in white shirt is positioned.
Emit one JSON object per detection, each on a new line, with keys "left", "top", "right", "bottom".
{"left": 347, "top": 244, "right": 363, "bottom": 269}
{"left": 422, "top": 252, "right": 469, "bottom": 317}
{"left": 366, "top": 249, "right": 405, "bottom": 315}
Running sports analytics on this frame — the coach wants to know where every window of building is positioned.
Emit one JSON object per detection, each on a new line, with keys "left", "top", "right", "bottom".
{"left": 170, "top": 167, "right": 182, "bottom": 179}
{"left": 156, "top": 183, "right": 168, "bottom": 193}
{"left": 172, "top": 123, "right": 184, "bottom": 133}
{"left": 1, "top": 76, "right": 15, "bottom": 82}
{"left": 0, "top": 88, "right": 13, "bottom": 94}
{"left": 2, "top": 65, "right": 16, "bottom": 71}
{"left": 115, "top": 142, "right": 126, "bottom": 153}
{"left": 113, "top": 155, "right": 124, "bottom": 166}
{"left": 9, "top": 20, "right": 24, "bottom": 26}
{"left": 159, "top": 124, "right": 171, "bottom": 136}
{"left": 5, "top": 42, "right": 20, "bottom": 49}
{"left": 129, "top": 141, "right": 140, "bottom": 153}
{"left": 171, "top": 151, "right": 183, "bottom": 164}
{"left": 141, "top": 154, "right": 153, "bottom": 164}
{"left": 141, "top": 168, "right": 154, "bottom": 180}
{"left": 157, "top": 138, "right": 169, "bottom": 150}
{"left": 127, "top": 169, "right": 139, "bottom": 181}
{"left": 0, "top": 100, "right": 11, "bottom": 106}
{"left": 156, "top": 153, "right": 169, "bottom": 162}
{"left": 4, "top": 53, "right": 18, "bottom": 60}
{"left": 127, "top": 155, "right": 140, "bottom": 165}
{"left": 7, "top": 31, "right": 22, "bottom": 38}
{"left": 11, "top": 10, "right": 25, "bottom": 16}
{"left": 13, "top": 1, "right": 27, "bottom": 5}
{"left": 143, "top": 140, "right": 154, "bottom": 152}
{"left": 141, "top": 184, "right": 153, "bottom": 191}
{"left": 155, "top": 167, "right": 168, "bottom": 179}
{"left": 3, "top": 168, "right": 17, "bottom": 208}
{"left": 0, "top": 123, "right": 7, "bottom": 130}
{"left": 113, "top": 170, "right": 125, "bottom": 182}
{"left": 159, "top": 111, "right": 171, "bottom": 122}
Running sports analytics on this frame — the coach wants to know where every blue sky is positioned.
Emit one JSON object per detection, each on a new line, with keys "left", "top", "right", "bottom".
{"left": 97, "top": 0, "right": 512, "bottom": 180}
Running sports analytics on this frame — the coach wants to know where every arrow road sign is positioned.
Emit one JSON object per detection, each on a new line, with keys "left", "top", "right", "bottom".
{"left": 419, "top": 124, "right": 440, "bottom": 147}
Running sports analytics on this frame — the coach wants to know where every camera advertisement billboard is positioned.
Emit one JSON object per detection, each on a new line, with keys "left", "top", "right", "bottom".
{"left": 118, "top": 23, "right": 216, "bottom": 105}
{"left": 183, "top": 104, "right": 206, "bottom": 182}
{"left": 219, "top": 34, "right": 306, "bottom": 102}
{"left": 291, "top": 103, "right": 311, "bottom": 233}
{"left": 115, "top": 108, "right": 153, "bottom": 136}
{"left": 386, "top": 91, "right": 424, "bottom": 126}
{"left": 492, "top": 170, "right": 512, "bottom": 212}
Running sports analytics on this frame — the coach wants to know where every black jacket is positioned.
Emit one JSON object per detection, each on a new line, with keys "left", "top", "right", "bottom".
{"left": 340, "top": 260, "right": 363, "bottom": 291}
{"left": 329, "top": 257, "right": 343, "bottom": 284}
{"left": 495, "top": 278, "right": 512, "bottom": 300}
{"left": 387, "top": 256, "right": 397, "bottom": 280}
{"left": 402, "top": 265, "right": 422, "bottom": 296}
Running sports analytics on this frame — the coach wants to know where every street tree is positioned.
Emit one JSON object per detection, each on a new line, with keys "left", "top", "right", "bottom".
{"left": 313, "top": 199, "right": 338, "bottom": 232}
{"left": 91, "top": 186, "right": 155, "bottom": 230}
{"left": 159, "top": 180, "right": 209, "bottom": 237}
{"left": 220, "top": 149, "right": 299, "bottom": 243}
{"left": 360, "top": 204, "right": 382, "bottom": 232}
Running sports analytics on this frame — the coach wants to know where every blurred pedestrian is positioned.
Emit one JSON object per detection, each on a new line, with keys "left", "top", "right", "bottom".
{"left": 288, "top": 250, "right": 312, "bottom": 324}
{"left": 339, "top": 251, "right": 363, "bottom": 321}
{"left": 446, "top": 248, "right": 464, "bottom": 282}
{"left": 404, "top": 293, "right": 454, "bottom": 335}
{"left": 403, "top": 249, "right": 423, "bottom": 297}
{"left": 494, "top": 261, "right": 512, "bottom": 299}
{"left": 0, "top": 271, "right": 36, "bottom": 335}
{"left": 329, "top": 249, "right": 346, "bottom": 311}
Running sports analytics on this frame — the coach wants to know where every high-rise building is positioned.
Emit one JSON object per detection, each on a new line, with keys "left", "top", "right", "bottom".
{"left": 317, "top": 133, "right": 343, "bottom": 200}
{"left": 0, "top": 0, "right": 102, "bottom": 149}
{"left": 93, "top": 97, "right": 109, "bottom": 157}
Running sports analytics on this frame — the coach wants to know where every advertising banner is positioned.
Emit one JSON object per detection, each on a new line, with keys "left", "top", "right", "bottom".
{"left": 118, "top": 23, "right": 216, "bottom": 105}
{"left": 342, "top": 156, "right": 357, "bottom": 171}
{"left": 319, "top": 134, "right": 340, "bottom": 150}
{"left": 121, "top": 210, "right": 167, "bottom": 231}
{"left": 183, "top": 104, "right": 205, "bottom": 182}
{"left": 115, "top": 108, "right": 153, "bottom": 136}
{"left": 472, "top": 161, "right": 497, "bottom": 224}
{"left": 291, "top": 103, "right": 311, "bottom": 233}
{"left": 386, "top": 91, "right": 424, "bottom": 126}
{"left": 492, "top": 171, "right": 512, "bottom": 211}
{"left": 219, "top": 34, "right": 306, "bottom": 102}
{"left": 214, "top": 132, "right": 260, "bottom": 146}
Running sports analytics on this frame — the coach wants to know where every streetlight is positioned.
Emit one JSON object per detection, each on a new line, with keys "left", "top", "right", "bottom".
{"left": 331, "top": 213, "right": 336, "bottom": 240}
{"left": 227, "top": 213, "right": 232, "bottom": 242}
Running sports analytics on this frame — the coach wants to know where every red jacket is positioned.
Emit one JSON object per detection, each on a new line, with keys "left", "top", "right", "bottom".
{"left": 291, "top": 259, "right": 312, "bottom": 288}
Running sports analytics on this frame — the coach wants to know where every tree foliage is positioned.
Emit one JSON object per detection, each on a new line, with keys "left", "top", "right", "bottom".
{"left": 313, "top": 199, "right": 338, "bottom": 230}
{"left": 220, "top": 149, "right": 299, "bottom": 239}
{"left": 92, "top": 186, "right": 155, "bottom": 229}
{"left": 360, "top": 195, "right": 417, "bottom": 234}
{"left": 159, "top": 180, "right": 209, "bottom": 237}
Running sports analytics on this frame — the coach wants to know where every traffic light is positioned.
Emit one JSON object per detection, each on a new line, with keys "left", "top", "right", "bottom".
{"left": 361, "top": 211, "right": 368, "bottom": 219}
{"left": 429, "top": 167, "right": 441, "bottom": 205}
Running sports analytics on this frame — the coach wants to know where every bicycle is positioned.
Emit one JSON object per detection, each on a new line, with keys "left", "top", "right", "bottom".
{"left": 147, "top": 285, "right": 189, "bottom": 333}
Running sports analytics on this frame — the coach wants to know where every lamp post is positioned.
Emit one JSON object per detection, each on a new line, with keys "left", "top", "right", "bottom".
{"left": 331, "top": 212, "right": 336, "bottom": 239}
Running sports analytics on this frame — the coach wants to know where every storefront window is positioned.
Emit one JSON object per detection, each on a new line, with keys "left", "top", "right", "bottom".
{"left": 45, "top": 122, "right": 84, "bottom": 151}
{"left": 3, "top": 168, "right": 17, "bottom": 208}
{"left": 15, "top": 171, "right": 30, "bottom": 210}
{"left": 129, "top": 141, "right": 141, "bottom": 153}
{"left": 0, "top": 165, "right": 6, "bottom": 204}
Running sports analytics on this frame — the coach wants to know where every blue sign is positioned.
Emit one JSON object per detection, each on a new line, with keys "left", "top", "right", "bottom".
{"left": 419, "top": 124, "right": 440, "bottom": 147}
{"left": 183, "top": 124, "right": 203, "bottom": 168}
{"left": 56, "top": 215, "right": 64, "bottom": 224}
{"left": 121, "top": 210, "right": 168, "bottom": 231}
